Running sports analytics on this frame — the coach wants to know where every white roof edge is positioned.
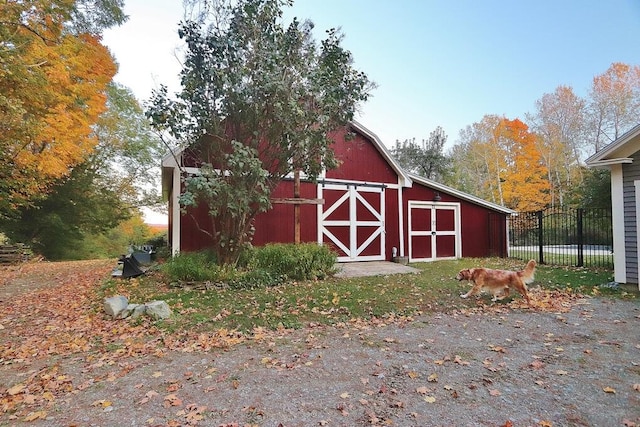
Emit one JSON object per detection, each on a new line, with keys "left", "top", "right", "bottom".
{"left": 349, "top": 120, "right": 413, "bottom": 188}
{"left": 162, "top": 150, "right": 180, "bottom": 168}
{"left": 586, "top": 157, "right": 633, "bottom": 168}
{"left": 585, "top": 123, "right": 640, "bottom": 165}
{"left": 408, "top": 173, "right": 516, "bottom": 215}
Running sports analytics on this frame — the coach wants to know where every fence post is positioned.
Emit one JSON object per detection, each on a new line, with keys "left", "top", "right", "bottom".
{"left": 537, "top": 210, "right": 544, "bottom": 265}
{"left": 576, "top": 208, "right": 584, "bottom": 267}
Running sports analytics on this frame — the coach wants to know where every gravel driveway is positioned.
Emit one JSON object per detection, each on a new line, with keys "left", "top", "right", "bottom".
{"left": 7, "top": 296, "right": 638, "bottom": 427}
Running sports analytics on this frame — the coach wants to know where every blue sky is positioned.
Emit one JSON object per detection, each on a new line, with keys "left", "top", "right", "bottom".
{"left": 103, "top": 0, "right": 640, "bottom": 149}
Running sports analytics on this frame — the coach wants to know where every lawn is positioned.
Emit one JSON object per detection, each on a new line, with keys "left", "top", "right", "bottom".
{"left": 99, "top": 257, "right": 625, "bottom": 336}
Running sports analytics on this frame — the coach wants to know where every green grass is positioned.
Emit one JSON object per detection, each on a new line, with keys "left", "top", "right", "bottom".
{"left": 102, "top": 257, "right": 634, "bottom": 335}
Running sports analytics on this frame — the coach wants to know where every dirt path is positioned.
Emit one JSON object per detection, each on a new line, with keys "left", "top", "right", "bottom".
{"left": 1, "top": 261, "right": 639, "bottom": 427}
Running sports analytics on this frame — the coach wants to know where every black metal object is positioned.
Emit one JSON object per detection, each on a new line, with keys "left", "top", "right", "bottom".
{"left": 112, "top": 254, "right": 145, "bottom": 278}
{"left": 509, "top": 207, "right": 613, "bottom": 268}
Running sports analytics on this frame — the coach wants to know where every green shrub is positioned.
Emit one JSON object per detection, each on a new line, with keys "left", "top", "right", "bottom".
{"left": 162, "top": 244, "right": 336, "bottom": 288}
{"left": 161, "top": 251, "right": 223, "bottom": 282}
{"left": 229, "top": 268, "right": 285, "bottom": 289}
{"left": 246, "top": 243, "right": 337, "bottom": 281}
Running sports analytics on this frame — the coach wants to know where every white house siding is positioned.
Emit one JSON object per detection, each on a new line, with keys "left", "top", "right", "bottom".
{"left": 622, "top": 152, "right": 640, "bottom": 284}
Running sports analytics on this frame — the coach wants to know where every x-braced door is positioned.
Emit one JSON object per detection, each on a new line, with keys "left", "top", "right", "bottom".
{"left": 320, "top": 183, "right": 385, "bottom": 262}
{"left": 408, "top": 201, "right": 460, "bottom": 262}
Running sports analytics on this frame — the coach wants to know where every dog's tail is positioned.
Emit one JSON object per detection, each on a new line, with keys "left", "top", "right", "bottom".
{"left": 519, "top": 259, "right": 536, "bottom": 284}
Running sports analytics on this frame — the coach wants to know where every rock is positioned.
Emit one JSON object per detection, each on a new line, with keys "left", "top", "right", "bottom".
{"left": 104, "top": 296, "right": 171, "bottom": 320}
{"left": 130, "top": 304, "right": 147, "bottom": 319}
{"left": 104, "top": 295, "right": 129, "bottom": 318}
{"left": 116, "top": 303, "right": 145, "bottom": 320}
{"left": 145, "top": 300, "right": 172, "bottom": 320}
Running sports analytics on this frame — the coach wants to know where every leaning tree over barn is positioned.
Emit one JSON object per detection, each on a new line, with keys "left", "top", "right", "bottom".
{"left": 147, "top": 0, "right": 373, "bottom": 264}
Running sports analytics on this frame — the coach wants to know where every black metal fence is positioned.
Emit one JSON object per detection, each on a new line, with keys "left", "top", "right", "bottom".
{"left": 509, "top": 208, "right": 613, "bottom": 268}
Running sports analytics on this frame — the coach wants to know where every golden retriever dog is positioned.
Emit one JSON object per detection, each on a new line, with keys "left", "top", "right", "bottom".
{"left": 456, "top": 260, "right": 536, "bottom": 304}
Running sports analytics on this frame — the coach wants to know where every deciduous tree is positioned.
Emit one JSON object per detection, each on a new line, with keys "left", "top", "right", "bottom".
{"left": 148, "top": 0, "right": 373, "bottom": 265}
{"left": 0, "top": 83, "right": 162, "bottom": 259}
{"left": 587, "top": 62, "right": 640, "bottom": 151}
{"left": 448, "top": 116, "right": 549, "bottom": 211}
{"left": 497, "top": 118, "right": 550, "bottom": 211}
{"left": 526, "top": 85, "right": 586, "bottom": 207}
{"left": 391, "top": 126, "right": 449, "bottom": 181}
{"left": 0, "top": 0, "right": 124, "bottom": 219}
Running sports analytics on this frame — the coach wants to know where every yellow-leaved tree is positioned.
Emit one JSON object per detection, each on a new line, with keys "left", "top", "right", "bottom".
{"left": 0, "top": 0, "right": 122, "bottom": 218}
{"left": 450, "top": 116, "right": 549, "bottom": 211}
{"left": 497, "top": 118, "right": 550, "bottom": 211}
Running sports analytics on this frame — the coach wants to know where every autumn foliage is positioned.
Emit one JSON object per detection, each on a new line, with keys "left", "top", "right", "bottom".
{"left": 0, "top": 1, "right": 117, "bottom": 216}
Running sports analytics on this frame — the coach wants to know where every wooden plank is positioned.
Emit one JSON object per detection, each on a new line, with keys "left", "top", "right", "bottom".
{"left": 0, "top": 244, "right": 28, "bottom": 264}
{"left": 271, "top": 198, "right": 324, "bottom": 205}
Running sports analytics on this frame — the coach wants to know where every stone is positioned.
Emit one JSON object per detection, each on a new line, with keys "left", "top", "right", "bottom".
{"left": 115, "top": 303, "right": 145, "bottom": 320}
{"left": 104, "top": 295, "right": 129, "bottom": 318}
{"left": 145, "top": 300, "right": 172, "bottom": 320}
{"left": 130, "top": 304, "right": 147, "bottom": 319}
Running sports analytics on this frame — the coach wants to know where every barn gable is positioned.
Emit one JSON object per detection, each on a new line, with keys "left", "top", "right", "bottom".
{"left": 162, "top": 121, "right": 514, "bottom": 262}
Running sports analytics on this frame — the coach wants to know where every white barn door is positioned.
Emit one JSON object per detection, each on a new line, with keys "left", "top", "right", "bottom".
{"left": 320, "top": 183, "right": 385, "bottom": 262}
{"left": 408, "top": 201, "right": 461, "bottom": 262}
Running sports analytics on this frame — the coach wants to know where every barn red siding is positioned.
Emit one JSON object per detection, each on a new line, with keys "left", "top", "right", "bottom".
{"left": 459, "top": 203, "right": 507, "bottom": 257}
{"left": 326, "top": 128, "right": 398, "bottom": 184}
{"left": 384, "top": 187, "right": 400, "bottom": 259}
{"left": 252, "top": 180, "right": 318, "bottom": 245}
{"left": 402, "top": 183, "right": 508, "bottom": 258}
{"left": 167, "top": 122, "right": 510, "bottom": 260}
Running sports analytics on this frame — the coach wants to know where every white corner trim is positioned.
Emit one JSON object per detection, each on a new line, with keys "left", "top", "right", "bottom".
{"left": 171, "top": 166, "right": 181, "bottom": 256}
{"left": 612, "top": 165, "right": 625, "bottom": 283}
{"left": 397, "top": 177, "right": 405, "bottom": 257}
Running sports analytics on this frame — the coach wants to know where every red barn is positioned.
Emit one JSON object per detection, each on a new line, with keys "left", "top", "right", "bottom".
{"left": 161, "top": 121, "right": 514, "bottom": 262}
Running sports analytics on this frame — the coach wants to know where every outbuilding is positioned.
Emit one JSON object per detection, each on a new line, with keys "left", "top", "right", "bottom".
{"left": 586, "top": 123, "right": 640, "bottom": 288}
{"left": 162, "top": 121, "right": 514, "bottom": 262}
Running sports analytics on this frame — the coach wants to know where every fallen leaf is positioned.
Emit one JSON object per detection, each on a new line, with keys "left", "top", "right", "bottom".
{"left": 340, "top": 392, "right": 350, "bottom": 399}
{"left": 427, "top": 373, "right": 438, "bottom": 382}
{"left": 489, "top": 389, "right": 501, "bottom": 396}
{"left": 633, "top": 383, "right": 640, "bottom": 392}
{"left": 454, "top": 355, "right": 469, "bottom": 365}
{"left": 530, "top": 360, "right": 545, "bottom": 370}
{"left": 423, "top": 395, "right": 436, "bottom": 403}
{"left": 538, "top": 421, "right": 553, "bottom": 427}
{"left": 416, "top": 386, "right": 429, "bottom": 395}
{"left": 7, "top": 383, "right": 25, "bottom": 396}
{"left": 23, "top": 411, "right": 47, "bottom": 422}
{"left": 91, "top": 400, "right": 112, "bottom": 408}
{"left": 163, "top": 394, "right": 183, "bottom": 408}
{"left": 555, "top": 370, "right": 568, "bottom": 375}
{"left": 602, "top": 386, "right": 616, "bottom": 394}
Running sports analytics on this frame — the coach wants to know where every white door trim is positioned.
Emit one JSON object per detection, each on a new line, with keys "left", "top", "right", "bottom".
{"left": 408, "top": 201, "right": 461, "bottom": 262}
{"left": 319, "top": 183, "right": 385, "bottom": 262}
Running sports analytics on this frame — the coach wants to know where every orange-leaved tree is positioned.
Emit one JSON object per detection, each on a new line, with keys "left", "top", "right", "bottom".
{"left": 496, "top": 118, "right": 550, "bottom": 211}
{"left": 450, "top": 115, "right": 549, "bottom": 211}
{"left": 0, "top": 0, "right": 121, "bottom": 219}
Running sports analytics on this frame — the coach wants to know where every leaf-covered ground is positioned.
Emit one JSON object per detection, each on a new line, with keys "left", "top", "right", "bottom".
{"left": 0, "top": 260, "right": 639, "bottom": 426}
